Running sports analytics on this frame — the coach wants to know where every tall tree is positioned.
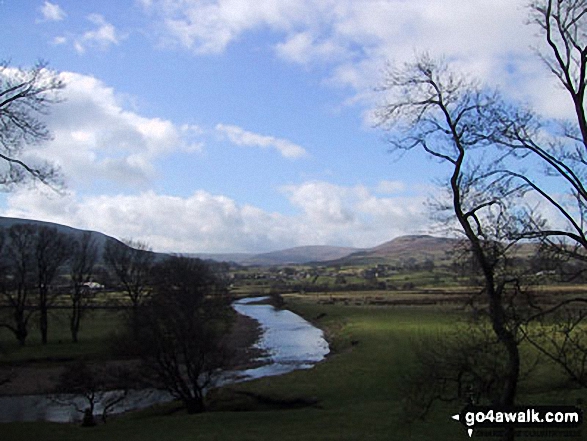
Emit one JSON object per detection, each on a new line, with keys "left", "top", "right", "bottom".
{"left": 0, "top": 60, "right": 64, "bottom": 189}
{"left": 35, "top": 226, "right": 71, "bottom": 344}
{"left": 375, "top": 3, "right": 587, "bottom": 439}
{"left": 376, "top": 56, "right": 529, "bottom": 418}
{"left": 0, "top": 224, "right": 37, "bottom": 345}
{"left": 104, "top": 239, "right": 154, "bottom": 311}
{"left": 69, "top": 231, "right": 99, "bottom": 343}
{"left": 483, "top": 1, "right": 587, "bottom": 387}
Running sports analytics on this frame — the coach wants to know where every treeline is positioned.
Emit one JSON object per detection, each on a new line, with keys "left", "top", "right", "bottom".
{"left": 0, "top": 223, "right": 227, "bottom": 347}
{"left": 0, "top": 224, "right": 100, "bottom": 345}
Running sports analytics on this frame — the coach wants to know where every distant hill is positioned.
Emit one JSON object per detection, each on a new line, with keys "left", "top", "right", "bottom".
{"left": 187, "top": 252, "right": 255, "bottom": 265}
{"left": 330, "top": 235, "right": 461, "bottom": 266}
{"left": 0, "top": 216, "right": 116, "bottom": 253}
{"left": 241, "top": 245, "right": 362, "bottom": 266}
{"left": 199, "top": 236, "right": 459, "bottom": 267}
{"left": 0, "top": 217, "right": 466, "bottom": 267}
{"left": 0, "top": 216, "right": 169, "bottom": 263}
{"left": 0, "top": 217, "right": 360, "bottom": 266}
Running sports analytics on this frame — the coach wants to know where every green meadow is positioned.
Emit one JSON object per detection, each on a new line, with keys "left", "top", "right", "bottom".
{"left": 2, "top": 297, "right": 586, "bottom": 441}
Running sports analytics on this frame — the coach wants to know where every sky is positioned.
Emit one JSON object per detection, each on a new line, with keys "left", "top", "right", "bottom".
{"left": 0, "top": 0, "right": 573, "bottom": 253}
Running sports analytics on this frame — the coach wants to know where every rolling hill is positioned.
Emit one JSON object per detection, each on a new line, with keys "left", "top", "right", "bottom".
{"left": 329, "top": 235, "right": 461, "bottom": 266}
{"left": 0, "top": 216, "right": 116, "bottom": 253}
{"left": 0, "top": 216, "right": 464, "bottom": 266}
{"left": 240, "top": 245, "right": 362, "bottom": 266}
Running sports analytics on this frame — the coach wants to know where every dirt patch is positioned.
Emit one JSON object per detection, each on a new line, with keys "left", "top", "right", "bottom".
{"left": 225, "top": 311, "right": 268, "bottom": 370}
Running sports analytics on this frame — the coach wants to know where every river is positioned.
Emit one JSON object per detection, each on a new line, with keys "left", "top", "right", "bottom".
{"left": 0, "top": 296, "right": 329, "bottom": 423}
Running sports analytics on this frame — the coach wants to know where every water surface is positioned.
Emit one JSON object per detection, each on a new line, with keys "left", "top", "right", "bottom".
{"left": 0, "top": 296, "right": 329, "bottom": 423}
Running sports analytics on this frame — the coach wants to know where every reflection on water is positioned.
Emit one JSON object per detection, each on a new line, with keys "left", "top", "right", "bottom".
{"left": 231, "top": 296, "right": 330, "bottom": 381}
{"left": 0, "top": 389, "right": 173, "bottom": 424}
{"left": 0, "top": 296, "right": 329, "bottom": 423}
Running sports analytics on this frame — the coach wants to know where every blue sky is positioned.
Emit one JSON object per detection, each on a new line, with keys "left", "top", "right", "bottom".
{"left": 0, "top": 1, "right": 570, "bottom": 253}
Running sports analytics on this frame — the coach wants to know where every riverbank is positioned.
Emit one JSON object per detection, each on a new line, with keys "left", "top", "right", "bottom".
{"left": 0, "top": 301, "right": 465, "bottom": 440}
{"left": 0, "top": 311, "right": 265, "bottom": 397}
{"left": 3, "top": 298, "right": 586, "bottom": 441}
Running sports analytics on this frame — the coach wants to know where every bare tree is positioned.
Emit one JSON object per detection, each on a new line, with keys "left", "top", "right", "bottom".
{"left": 0, "top": 60, "right": 64, "bottom": 189}
{"left": 132, "top": 256, "right": 232, "bottom": 414}
{"left": 376, "top": 0, "right": 587, "bottom": 419}
{"left": 402, "top": 322, "right": 540, "bottom": 422}
{"left": 35, "top": 226, "right": 71, "bottom": 344}
{"left": 69, "top": 231, "right": 99, "bottom": 343}
{"left": 530, "top": 0, "right": 587, "bottom": 147}
{"left": 104, "top": 239, "right": 154, "bottom": 312}
{"left": 524, "top": 305, "right": 587, "bottom": 387}
{"left": 375, "top": 56, "right": 539, "bottom": 441}
{"left": 0, "top": 224, "right": 37, "bottom": 345}
{"left": 483, "top": 1, "right": 587, "bottom": 393}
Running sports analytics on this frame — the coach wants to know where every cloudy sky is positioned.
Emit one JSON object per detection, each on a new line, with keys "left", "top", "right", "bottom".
{"left": 0, "top": 0, "right": 569, "bottom": 253}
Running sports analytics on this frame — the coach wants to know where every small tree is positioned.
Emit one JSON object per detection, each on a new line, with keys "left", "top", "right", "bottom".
{"left": 133, "top": 256, "right": 232, "bottom": 414}
{"left": 402, "top": 322, "right": 540, "bottom": 422}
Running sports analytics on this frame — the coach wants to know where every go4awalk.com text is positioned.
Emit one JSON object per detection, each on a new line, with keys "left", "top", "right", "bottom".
{"left": 451, "top": 405, "right": 583, "bottom": 438}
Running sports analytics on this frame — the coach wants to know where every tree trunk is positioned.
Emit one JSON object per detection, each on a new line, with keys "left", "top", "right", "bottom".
{"left": 185, "top": 397, "right": 205, "bottom": 414}
{"left": 40, "top": 304, "right": 48, "bottom": 345}
{"left": 39, "top": 285, "right": 49, "bottom": 345}
{"left": 70, "top": 297, "right": 81, "bottom": 343}
{"left": 14, "top": 310, "right": 28, "bottom": 346}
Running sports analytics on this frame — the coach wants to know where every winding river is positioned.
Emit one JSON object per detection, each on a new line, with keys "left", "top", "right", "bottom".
{"left": 0, "top": 296, "right": 329, "bottom": 423}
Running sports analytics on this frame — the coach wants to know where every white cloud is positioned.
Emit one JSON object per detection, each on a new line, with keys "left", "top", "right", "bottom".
{"left": 74, "top": 14, "right": 120, "bottom": 54}
{"left": 38, "top": 1, "right": 66, "bottom": 22}
{"left": 140, "top": 0, "right": 570, "bottom": 120}
{"left": 24, "top": 71, "right": 203, "bottom": 189}
{"left": 142, "top": 0, "right": 316, "bottom": 54}
{"left": 1, "top": 181, "right": 431, "bottom": 253}
{"left": 52, "top": 36, "right": 67, "bottom": 45}
{"left": 215, "top": 123, "right": 308, "bottom": 159}
{"left": 275, "top": 31, "right": 347, "bottom": 65}
{"left": 281, "top": 180, "right": 430, "bottom": 246}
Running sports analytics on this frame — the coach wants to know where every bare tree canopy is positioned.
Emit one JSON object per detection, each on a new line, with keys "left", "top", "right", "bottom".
{"left": 132, "top": 256, "right": 232, "bottom": 414}
{"left": 529, "top": 0, "right": 587, "bottom": 145}
{"left": 104, "top": 238, "right": 154, "bottom": 310}
{"left": 375, "top": 3, "right": 587, "bottom": 439}
{"left": 375, "top": 56, "right": 526, "bottom": 415}
{"left": 0, "top": 60, "right": 64, "bottom": 190}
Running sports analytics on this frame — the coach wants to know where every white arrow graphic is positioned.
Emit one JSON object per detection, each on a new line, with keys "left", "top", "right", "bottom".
{"left": 451, "top": 413, "right": 474, "bottom": 438}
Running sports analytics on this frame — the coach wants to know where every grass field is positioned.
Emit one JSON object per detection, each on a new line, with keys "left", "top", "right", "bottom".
{"left": 0, "top": 308, "right": 125, "bottom": 363}
{"left": 2, "top": 295, "right": 587, "bottom": 441}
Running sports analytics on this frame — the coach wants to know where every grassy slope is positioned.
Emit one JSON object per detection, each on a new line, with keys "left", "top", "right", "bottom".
{"left": 2, "top": 301, "right": 587, "bottom": 441}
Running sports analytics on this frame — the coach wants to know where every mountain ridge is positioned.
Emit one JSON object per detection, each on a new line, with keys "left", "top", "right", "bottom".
{"left": 0, "top": 216, "right": 457, "bottom": 266}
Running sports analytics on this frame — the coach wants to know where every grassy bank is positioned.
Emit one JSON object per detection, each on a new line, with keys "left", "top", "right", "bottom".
{"left": 2, "top": 298, "right": 586, "bottom": 440}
